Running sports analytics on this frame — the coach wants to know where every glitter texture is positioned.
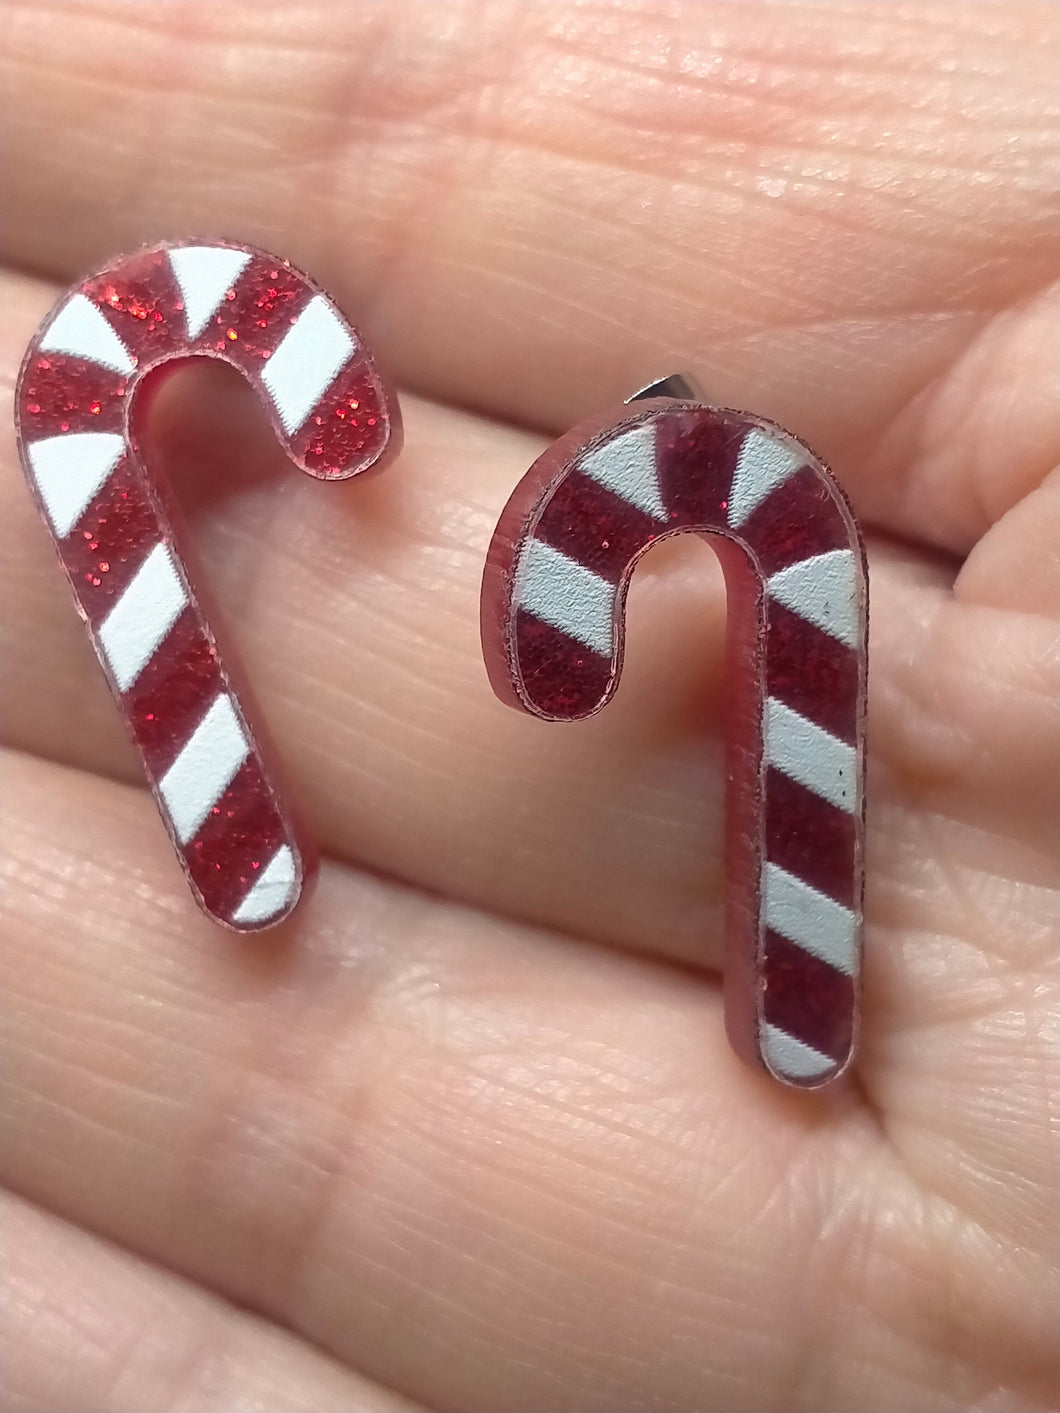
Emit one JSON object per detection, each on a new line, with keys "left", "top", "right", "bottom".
{"left": 482, "top": 402, "right": 867, "bottom": 1088}
{"left": 20, "top": 353, "right": 128, "bottom": 436}
{"left": 16, "top": 241, "right": 402, "bottom": 930}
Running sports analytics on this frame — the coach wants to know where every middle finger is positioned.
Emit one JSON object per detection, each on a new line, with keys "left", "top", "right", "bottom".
{"left": 2, "top": 268, "right": 731, "bottom": 962}
{"left": 5, "top": 272, "right": 1048, "bottom": 963}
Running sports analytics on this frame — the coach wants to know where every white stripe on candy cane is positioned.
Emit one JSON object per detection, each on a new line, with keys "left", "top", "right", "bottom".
{"left": 516, "top": 538, "right": 615, "bottom": 657}
{"left": 261, "top": 294, "right": 356, "bottom": 434}
{"left": 97, "top": 542, "right": 188, "bottom": 692}
{"left": 727, "top": 428, "right": 803, "bottom": 528}
{"left": 16, "top": 241, "right": 397, "bottom": 930}
{"left": 168, "top": 246, "right": 252, "bottom": 339}
{"left": 764, "top": 697, "right": 858, "bottom": 814}
{"left": 767, "top": 549, "right": 859, "bottom": 649}
{"left": 486, "top": 407, "right": 867, "bottom": 1086}
{"left": 39, "top": 293, "right": 136, "bottom": 375}
{"left": 25, "top": 432, "right": 126, "bottom": 538}
{"left": 762, "top": 862, "right": 858, "bottom": 976}
{"left": 760, "top": 1023, "right": 836, "bottom": 1081}
{"left": 232, "top": 845, "right": 298, "bottom": 925}
{"left": 579, "top": 423, "right": 667, "bottom": 521}
{"left": 159, "top": 693, "right": 250, "bottom": 844}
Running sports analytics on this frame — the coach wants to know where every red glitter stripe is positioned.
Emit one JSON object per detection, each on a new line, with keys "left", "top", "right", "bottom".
{"left": 289, "top": 354, "right": 388, "bottom": 479}
{"left": 533, "top": 470, "right": 659, "bottom": 581}
{"left": 765, "top": 601, "right": 860, "bottom": 743}
{"left": 654, "top": 406, "right": 741, "bottom": 526}
{"left": 19, "top": 352, "right": 127, "bottom": 439}
{"left": 514, "top": 610, "right": 613, "bottom": 719}
{"left": 83, "top": 246, "right": 323, "bottom": 395}
{"left": 760, "top": 929, "right": 855, "bottom": 1064}
{"left": 182, "top": 756, "right": 290, "bottom": 922}
{"left": 123, "top": 609, "right": 224, "bottom": 779}
{"left": 738, "top": 466, "right": 852, "bottom": 577}
{"left": 83, "top": 248, "right": 188, "bottom": 362}
{"left": 764, "top": 767, "right": 857, "bottom": 908}
{"left": 61, "top": 469, "right": 164, "bottom": 613}
{"left": 206, "top": 256, "right": 312, "bottom": 372}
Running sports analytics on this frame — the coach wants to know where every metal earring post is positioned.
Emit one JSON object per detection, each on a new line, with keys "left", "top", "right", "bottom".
{"left": 626, "top": 373, "right": 705, "bottom": 403}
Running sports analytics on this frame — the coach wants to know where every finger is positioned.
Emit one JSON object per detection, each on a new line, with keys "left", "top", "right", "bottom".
{"left": 3, "top": 270, "right": 732, "bottom": 967}
{"left": 0, "top": 1192, "right": 428, "bottom": 1413}
{"left": 4, "top": 274, "right": 1058, "bottom": 968}
{"left": 859, "top": 279, "right": 1060, "bottom": 552}
{"left": 2, "top": 749, "right": 1054, "bottom": 1413}
{"left": 955, "top": 462, "right": 1060, "bottom": 615}
{"left": 2, "top": 2, "right": 1057, "bottom": 549}
{"left": 864, "top": 540, "right": 1060, "bottom": 861}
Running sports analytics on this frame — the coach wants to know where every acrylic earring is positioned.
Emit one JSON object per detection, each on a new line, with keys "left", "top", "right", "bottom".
{"left": 480, "top": 376, "right": 867, "bottom": 1088}
{"left": 17, "top": 240, "right": 401, "bottom": 931}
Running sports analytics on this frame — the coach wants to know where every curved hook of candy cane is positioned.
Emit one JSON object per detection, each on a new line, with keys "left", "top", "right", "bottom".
{"left": 16, "top": 240, "right": 402, "bottom": 932}
{"left": 480, "top": 398, "right": 867, "bottom": 1089}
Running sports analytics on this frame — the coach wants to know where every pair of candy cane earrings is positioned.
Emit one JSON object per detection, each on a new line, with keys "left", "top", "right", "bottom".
{"left": 16, "top": 240, "right": 867, "bottom": 1090}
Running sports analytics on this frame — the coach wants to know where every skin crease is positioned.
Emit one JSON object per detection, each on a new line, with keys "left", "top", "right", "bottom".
{"left": 0, "top": 0, "right": 1057, "bottom": 1409}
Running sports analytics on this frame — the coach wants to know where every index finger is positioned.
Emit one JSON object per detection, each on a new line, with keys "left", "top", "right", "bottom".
{"left": 2, "top": 0, "right": 1056, "bottom": 549}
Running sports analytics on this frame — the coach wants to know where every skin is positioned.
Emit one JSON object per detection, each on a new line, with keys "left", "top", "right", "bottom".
{"left": 0, "top": 1, "right": 1057, "bottom": 1410}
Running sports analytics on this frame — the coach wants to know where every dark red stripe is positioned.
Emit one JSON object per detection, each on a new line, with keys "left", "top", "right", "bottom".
{"left": 83, "top": 248, "right": 188, "bottom": 362}
{"left": 760, "top": 929, "right": 855, "bottom": 1063}
{"left": 514, "top": 610, "right": 612, "bottom": 719}
{"left": 20, "top": 352, "right": 128, "bottom": 439}
{"left": 764, "top": 767, "right": 857, "bottom": 909}
{"left": 654, "top": 406, "right": 742, "bottom": 527}
{"left": 533, "top": 470, "right": 659, "bottom": 580}
{"left": 88, "top": 247, "right": 311, "bottom": 374}
{"left": 123, "top": 609, "right": 226, "bottom": 779}
{"left": 183, "top": 756, "right": 290, "bottom": 923}
{"left": 738, "top": 465, "right": 853, "bottom": 577}
{"left": 290, "top": 353, "right": 388, "bottom": 479}
{"left": 208, "top": 256, "right": 312, "bottom": 371}
{"left": 766, "top": 601, "right": 861, "bottom": 743}
{"left": 62, "top": 470, "right": 163, "bottom": 612}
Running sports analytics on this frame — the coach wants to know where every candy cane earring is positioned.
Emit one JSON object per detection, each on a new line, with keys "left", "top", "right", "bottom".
{"left": 480, "top": 376, "right": 867, "bottom": 1088}
{"left": 17, "top": 241, "right": 401, "bottom": 931}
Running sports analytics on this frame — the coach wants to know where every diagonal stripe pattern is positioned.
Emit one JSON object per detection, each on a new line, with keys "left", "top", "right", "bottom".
{"left": 98, "top": 542, "right": 187, "bottom": 692}
{"left": 261, "top": 294, "right": 356, "bottom": 434}
{"left": 764, "top": 697, "right": 858, "bottom": 815}
{"left": 492, "top": 406, "right": 867, "bottom": 1086}
{"left": 727, "top": 428, "right": 804, "bottom": 528}
{"left": 516, "top": 538, "right": 615, "bottom": 657}
{"left": 39, "top": 293, "right": 136, "bottom": 375}
{"left": 767, "top": 549, "right": 859, "bottom": 649}
{"left": 159, "top": 693, "right": 250, "bottom": 845}
{"left": 760, "top": 1023, "right": 836, "bottom": 1081}
{"left": 579, "top": 423, "right": 667, "bottom": 521}
{"left": 15, "top": 241, "right": 397, "bottom": 929}
{"left": 168, "top": 245, "right": 252, "bottom": 339}
{"left": 25, "top": 432, "right": 126, "bottom": 538}
{"left": 762, "top": 862, "right": 858, "bottom": 976}
{"left": 231, "top": 845, "right": 298, "bottom": 926}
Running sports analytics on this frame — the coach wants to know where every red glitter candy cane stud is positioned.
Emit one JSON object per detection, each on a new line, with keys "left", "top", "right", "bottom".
{"left": 481, "top": 377, "right": 867, "bottom": 1088}
{"left": 17, "top": 241, "right": 401, "bottom": 931}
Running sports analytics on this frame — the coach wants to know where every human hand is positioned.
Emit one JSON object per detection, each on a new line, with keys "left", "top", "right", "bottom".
{"left": 1, "top": 3, "right": 1057, "bottom": 1410}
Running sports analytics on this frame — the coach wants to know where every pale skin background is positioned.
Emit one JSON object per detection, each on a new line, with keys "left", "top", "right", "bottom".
{"left": 0, "top": 2, "right": 1058, "bottom": 1411}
